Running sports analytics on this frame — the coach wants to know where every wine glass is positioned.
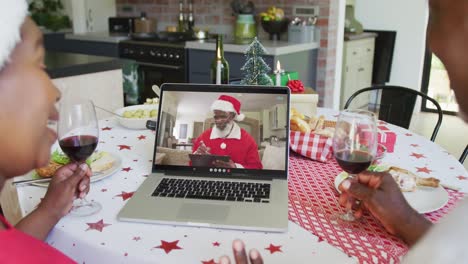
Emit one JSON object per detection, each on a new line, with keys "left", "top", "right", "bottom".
{"left": 333, "top": 109, "right": 378, "bottom": 222}
{"left": 57, "top": 97, "right": 101, "bottom": 216}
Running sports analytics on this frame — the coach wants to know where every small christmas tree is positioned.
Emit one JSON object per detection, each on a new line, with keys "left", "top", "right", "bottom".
{"left": 240, "top": 37, "right": 273, "bottom": 85}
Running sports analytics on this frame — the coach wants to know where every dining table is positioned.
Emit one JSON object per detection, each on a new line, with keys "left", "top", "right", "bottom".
{"left": 12, "top": 108, "right": 467, "bottom": 264}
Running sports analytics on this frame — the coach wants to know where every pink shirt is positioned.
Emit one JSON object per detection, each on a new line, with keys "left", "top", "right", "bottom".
{"left": 0, "top": 215, "right": 75, "bottom": 264}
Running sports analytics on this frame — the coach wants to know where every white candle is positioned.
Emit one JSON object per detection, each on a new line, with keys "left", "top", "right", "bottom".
{"left": 275, "top": 60, "right": 282, "bottom": 86}
{"left": 216, "top": 60, "right": 222, "bottom": 84}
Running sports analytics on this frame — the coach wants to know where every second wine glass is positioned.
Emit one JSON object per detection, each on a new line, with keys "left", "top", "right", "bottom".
{"left": 57, "top": 97, "right": 101, "bottom": 216}
{"left": 333, "top": 109, "right": 378, "bottom": 222}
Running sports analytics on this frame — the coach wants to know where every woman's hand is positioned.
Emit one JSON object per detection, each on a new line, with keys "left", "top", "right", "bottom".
{"left": 339, "top": 171, "right": 432, "bottom": 246}
{"left": 219, "top": 239, "right": 263, "bottom": 264}
{"left": 39, "top": 163, "right": 91, "bottom": 219}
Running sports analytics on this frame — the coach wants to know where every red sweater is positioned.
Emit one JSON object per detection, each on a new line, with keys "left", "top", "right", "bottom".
{"left": 0, "top": 215, "right": 75, "bottom": 263}
{"left": 193, "top": 128, "right": 263, "bottom": 169}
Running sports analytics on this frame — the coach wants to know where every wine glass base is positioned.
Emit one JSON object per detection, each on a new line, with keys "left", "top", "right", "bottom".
{"left": 70, "top": 201, "right": 102, "bottom": 217}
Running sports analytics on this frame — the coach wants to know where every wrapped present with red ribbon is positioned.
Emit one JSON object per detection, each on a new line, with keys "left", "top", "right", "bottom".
{"left": 361, "top": 125, "right": 397, "bottom": 153}
{"left": 289, "top": 131, "right": 334, "bottom": 162}
{"left": 287, "top": 80, "right": 305, "bottom": 93}
{"left": 377, "top": 125, "right": 397, "bottom": 153}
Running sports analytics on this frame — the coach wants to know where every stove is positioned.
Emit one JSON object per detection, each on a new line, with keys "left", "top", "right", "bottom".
{"left": 119, "top": 32, "right": 196, "bottom": 104}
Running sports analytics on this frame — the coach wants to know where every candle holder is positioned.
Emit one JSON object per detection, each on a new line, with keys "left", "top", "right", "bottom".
{"left": 269, "top": 71, "right": 299, "bottom": 86}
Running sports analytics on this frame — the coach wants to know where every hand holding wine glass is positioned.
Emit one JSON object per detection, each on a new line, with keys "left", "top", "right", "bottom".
{"left": 57, "top": 97, "right": 101, "bottom": 216}
{"left": 333, "top": 109, "right": 378, "bottom": 222}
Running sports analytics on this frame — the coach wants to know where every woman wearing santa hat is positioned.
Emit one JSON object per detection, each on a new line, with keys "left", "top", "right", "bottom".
{"left": 0, "top": 1, "right": 91, "bottom": 263}
{"left": 193, "top": 95, "right": 263, "bottom": 169}
{"left": 0, "top": 2, "right": 262, "bottom": 263}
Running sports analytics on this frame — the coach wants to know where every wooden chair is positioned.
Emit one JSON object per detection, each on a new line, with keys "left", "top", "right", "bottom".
{"left": 344, "top": 85, "right": 443, "bottom": 142}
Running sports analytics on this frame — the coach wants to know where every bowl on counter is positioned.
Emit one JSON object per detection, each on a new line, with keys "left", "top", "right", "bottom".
{"left": 260, "top": 19, "right": 290, "bottom": 40}
{"left": 114, "top": 104, "right": 158, "bottom": 130}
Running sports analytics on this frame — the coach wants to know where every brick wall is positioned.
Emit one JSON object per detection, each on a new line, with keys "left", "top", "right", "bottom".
{"left": 117, "top": 0, "right": 339, "bottom": 107}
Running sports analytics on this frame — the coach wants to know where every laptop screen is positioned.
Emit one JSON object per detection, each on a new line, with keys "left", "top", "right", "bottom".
{"left": 152, "top": 84, "right": 290, "bottom": 178}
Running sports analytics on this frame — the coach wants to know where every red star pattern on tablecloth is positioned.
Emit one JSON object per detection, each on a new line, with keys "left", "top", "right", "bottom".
{"left": 133, "top": 159, "right": 138, "bottom": 162}
{"left": 416, "top": 166, "right": 432, "bottom": 174}
{"left": 86, "top": 219, "right": 111, "bottom": 232}
{"left": 115, "top": 191, "right": 135, "bottom": 201}
{"left": 265, "top": 244, "right": 282, "bottom": 254}
{"left": 212, "top": 241, "right": 220, "bottom": 247}
{"left": 133, "top": 236, "right": 141, "bottom": 241}
{"left": 101, "top": 127, "right": 112, "bottom": 131}
{"left": 410, "top": 144, "right": 419, "bottom": 147}
{"left": 122, "top": 167, "right": 132, "bottom": 172}
{"left": 405, "top": 133, "right": 413, "bottom": 136}
{"left": 457, "top": 176, "right": 468, "bottom": 181}
{"left": 153, "top": 240, "right": 182, "bottom": 254}
{"left": 137, "top": 135, "right": 146, "bottom": 140}
{"left": 318, "top": 237, "right": 324, "bottom": 243}
{"left": 410, "top": 153, "right": 426, "bottom": 159}
{"left": 117, "top": 145, "right": 132, "bottom": 150}
{"left": 201, "top": 259, "right": 217, "bottom": 264}
{"left": 101, "top": 188, "right": 107, "bottom": 192}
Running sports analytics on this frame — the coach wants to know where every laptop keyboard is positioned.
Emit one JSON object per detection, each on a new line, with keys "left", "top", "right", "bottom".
{"left": 151, "top": 178, "right": 271, "bottom": 203}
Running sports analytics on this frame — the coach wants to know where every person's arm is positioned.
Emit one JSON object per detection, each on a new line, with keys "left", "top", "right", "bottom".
{"left": 15, "top": 163, "right": 90, "bottom": 240}
{"left": 340, "top": 171, "right": 432, "bottom": 246}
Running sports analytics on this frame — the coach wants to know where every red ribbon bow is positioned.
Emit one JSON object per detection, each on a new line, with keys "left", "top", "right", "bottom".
{"left": 287, "top": 80, "right": 305, "bottom": 93}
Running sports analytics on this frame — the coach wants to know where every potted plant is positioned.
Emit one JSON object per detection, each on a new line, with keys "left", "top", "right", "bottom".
{"left": 29, "top": 0, "right": 71, "bottom": 32}
{"left": 230, "top": 0, "right": 256, "bottom": 44}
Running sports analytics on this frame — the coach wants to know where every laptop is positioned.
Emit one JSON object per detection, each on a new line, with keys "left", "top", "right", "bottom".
{"left": 118, "top": 83, "right": 290, "bottom": 232}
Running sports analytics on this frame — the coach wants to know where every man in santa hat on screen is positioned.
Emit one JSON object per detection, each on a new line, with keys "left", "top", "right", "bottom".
{"left": 192, "top": 95, "right": 263, "bottom": 169}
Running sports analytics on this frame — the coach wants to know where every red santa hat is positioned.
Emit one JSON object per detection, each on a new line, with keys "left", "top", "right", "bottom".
{"left": 0, "top": 0, "right": 28, "bottom": 71}
{"left": 211, "top": 95, "right": 245, "bottom": 122}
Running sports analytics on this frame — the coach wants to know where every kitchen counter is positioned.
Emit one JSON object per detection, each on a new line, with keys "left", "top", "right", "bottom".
{"left": 45, "top": 51, "right": 128, "bottom": 79}
{"left": 65, "top": 32, "right": 129, "bottom": 43}
{"left": 185, "top": 39, "right": 320, "bottom": 55}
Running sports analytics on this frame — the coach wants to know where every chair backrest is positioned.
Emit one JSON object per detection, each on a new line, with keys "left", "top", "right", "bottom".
{"left": 344, "top": 85, "right": 443, "bottom": 142}
{"left": 460, "top": 145, "right": 468, "bottom": 164}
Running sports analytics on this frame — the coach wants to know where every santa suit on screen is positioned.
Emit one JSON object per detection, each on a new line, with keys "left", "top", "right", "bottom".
{"left": 192, "top": 95, "right": 263, "bottom": 169}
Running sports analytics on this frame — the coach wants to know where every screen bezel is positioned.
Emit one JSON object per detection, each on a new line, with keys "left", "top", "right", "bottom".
{"left": 152, "top": 83, "right": 290, "bottom": 179}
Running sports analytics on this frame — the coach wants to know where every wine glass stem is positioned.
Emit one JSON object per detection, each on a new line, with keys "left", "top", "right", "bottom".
{"left": 341, "top": 173, "right": 361, "bottom": 222}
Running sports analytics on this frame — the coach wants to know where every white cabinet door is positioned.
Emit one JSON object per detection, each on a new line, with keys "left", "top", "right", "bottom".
{"left": 70, "top": 0, "right": 116, "bottom": 33}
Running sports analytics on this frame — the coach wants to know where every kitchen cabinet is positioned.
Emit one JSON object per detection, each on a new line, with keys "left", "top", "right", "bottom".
{"left": 340, "top": 36, "right": 376, "bottom": 109}
{"left": 187, "top": 41, "right": 318, "bottom": 88}
{"left": 269, "top": 104, "right": 287, "bottom": 130}
{"left": 44, "top": 33, "right": 120, "bottom": 57}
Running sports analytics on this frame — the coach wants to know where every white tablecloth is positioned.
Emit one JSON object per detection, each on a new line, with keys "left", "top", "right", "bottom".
{"left": 15, "top": 118, "right": 354, "bottom": 264}
{"left": 15, "top": 109, "right": 467, "bottom": 263}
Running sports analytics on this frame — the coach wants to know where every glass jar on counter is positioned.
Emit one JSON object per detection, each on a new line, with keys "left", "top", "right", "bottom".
{"left": 234, "top": 14, "right": 256, "bottom": 44}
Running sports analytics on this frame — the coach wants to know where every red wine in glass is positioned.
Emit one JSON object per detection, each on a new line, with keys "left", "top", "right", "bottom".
{"left": 335, "top": 150, "right": 373, "bottom": 175}
{"left": 57, "top": 97, "right": 101, "bottom": 216}
{"left": 332, "top": 109, "right": 378, "bottom": 222}
{"left": 59, "top": 135, "right": 98, "bottom": 163}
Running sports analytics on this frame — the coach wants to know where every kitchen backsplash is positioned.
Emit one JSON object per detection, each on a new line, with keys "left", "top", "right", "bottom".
{"left": 116, "top": 0, "right": 339, "bottom": 107}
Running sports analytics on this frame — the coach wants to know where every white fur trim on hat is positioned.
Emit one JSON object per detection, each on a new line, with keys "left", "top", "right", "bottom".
{"left": 211, "top": 99, "right": 237, "bottom": 114}
{"left": 211, "top": 99, "right": 245, "bottom": 122}
{"left": 235, "top": 113, "right": 245, "bottom": 122}
{"left": 0, "top": 0, "right": 28, "bottom": 70}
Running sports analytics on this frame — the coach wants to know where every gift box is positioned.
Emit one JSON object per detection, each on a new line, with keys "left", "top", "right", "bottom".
{"left": 269, "top": 71, "right": 299, "bottom": 86}
{"left": 289, "top": 131, "right": 334, "bottom": 162}
{"left": 377, "top": 125, "right": 396, "bottom": 153}
{"left": 361, "top": 125, "right": 397, "bottom": 153}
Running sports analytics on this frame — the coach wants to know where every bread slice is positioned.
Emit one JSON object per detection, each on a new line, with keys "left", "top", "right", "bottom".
{"left": 36, "top": 161, "right": 63, "bottom": 178}
{"left": 389, "top": 166, "right": 439, "bottom": 192}
{"left": 90, "top": 152, "right": 115, "bottom": 173}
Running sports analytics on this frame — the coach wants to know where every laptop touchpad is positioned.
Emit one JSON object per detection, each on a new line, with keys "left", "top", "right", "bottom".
{"left": 177, "top": 203, "right": 229, "bottom": 221}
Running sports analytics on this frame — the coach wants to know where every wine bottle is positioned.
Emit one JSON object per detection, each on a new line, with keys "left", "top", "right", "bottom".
{"left": 177, "top": 0, "right": 185, "bottom": 32}
{"left": 187, "top": 0, "right": 194, "bottom": 31}
{"left": 210, "top": 35, "right": 230, "bottom": 84}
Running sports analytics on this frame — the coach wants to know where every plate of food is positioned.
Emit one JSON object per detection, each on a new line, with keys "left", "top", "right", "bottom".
{"left": 334, "top": 165, "right": 448, "bottom": 214}
{"left": 32, "top": 150, "right": 122, "bottom": 187}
